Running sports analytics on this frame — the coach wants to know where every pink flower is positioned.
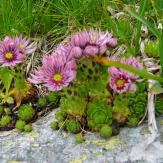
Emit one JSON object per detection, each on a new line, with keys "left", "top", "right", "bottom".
{"left": 108, "top": 67, "right": 120, "bottom": 76}
{"left": 83, "top": 45, "right": 99, "bottom": 57}
{"left": 69, "top": 46, "right": 82, "bottom": 59}
{"left": 109, "top": 72, "right": 131, "bottom": 93}
{"left": 28, "top": 54, "right": 76, "bottom": 91}
{"left": 88, "top": 28, "right": 108, "bottom": 46}
{"left": 0, "top": 37, "right": 25, "bottom": 67}
{"left": 83, "top": 28, "right": 109, "bottom": 57}
{"left": 70, "top": 29, "right": 89, "bottom": 48}
{"left": 129, "top": 83, "right": 136, "bottom": 92}
{"left": 54, "top": 44, "right": 82, "bottom": 60}
{"left": 106, "top": 37, "right": 117, "bottom": 48}
{"left": 108, "top": 57, "right": 143, "bottom": 93}
{"left": 15, "top": 35, "right": 36, "bottom": 54}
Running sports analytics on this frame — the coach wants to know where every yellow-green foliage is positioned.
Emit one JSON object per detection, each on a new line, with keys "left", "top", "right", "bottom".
{"left": 75, "top": 133, "right": 85, "bottom": 144}
{"left": 112, "top": 96, "right": 130, "bottom": 123}
{"left": 24, "top": 124, "right": 33, "bottom": 132}
{"left": 38, "top": 97, "right": 47, "bottom": 107}
{"left": 127, "top": 117, "right": 138, "bottom": 126}
{"left": 18, "top": 104, "right": 35, "bottom": 122}
{"left": 100, "top": 125, "right": 112, "bottom": 138}
{"left": 60, "top": 96, "right": 86, "bottom": 117}
{"left": 4, "top": 108, "right": 12, "bottom": 115}
{"left": 144, "top": 40, "right": 159, "bottom": 58}
{"left": 66, "top": 120, "right": 81, "bottom": 134}
{"left": 47, "top": 92, "right": 59, "bottom": 105}
{"left": 50, "top": 121, "right": 59, "bottom": 130}
{"left": 0, "top": 105, "right": 4, "bottom": 116}
{"left": 56, "top": 110, "right": 66, "bottom": 122}
{"left": 15, "top": 120, "right": 26, "bottom": 131}
{"left": 0, "top": 115, "right": 12, "bottom": 127}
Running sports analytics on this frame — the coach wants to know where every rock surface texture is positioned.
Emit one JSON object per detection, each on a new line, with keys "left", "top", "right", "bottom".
{"left": 0, "top": 110, "right": 163, "bottom": 163}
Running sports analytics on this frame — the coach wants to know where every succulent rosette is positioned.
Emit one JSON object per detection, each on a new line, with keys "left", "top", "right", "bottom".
{"left": 87, "top": 100, "right": 112, "bottom": 131}
{"left": 28, "top": 54, "right": 77, "bottom": 91}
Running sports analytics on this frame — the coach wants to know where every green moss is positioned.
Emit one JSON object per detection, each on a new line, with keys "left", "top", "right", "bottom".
{"left": 66, "top": 120, "right": 81, "bottom": 134}
{"left": 75, "top": 133, "right": 85, "bottom": 143}
{"left": 87, "top": 100, "right": 112, "bottom": 131}
{"left": 38, "top": 97, "right": 47, "bottom": 107}
{"left": 100, "top": 125, "right": 112, "bottom": 138}
{"left": 15, "top": 120, "right": 26, "bottom": 131}
{"left": 50, "top": 121, "right": 59, "bottom": 130}
{"left": 17, "top": 104, "right": 35, "bottom": 122}
{"left": 24, "top": 124, "right": 33, "bottom": 132}
{"left": 0, "top": 115, "right": 12, "bottom": 127}
{"left": 47, "top": 92, "right": 59, "bottom": 105}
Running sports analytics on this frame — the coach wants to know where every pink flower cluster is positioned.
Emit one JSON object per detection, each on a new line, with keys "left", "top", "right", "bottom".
{"left": 29, "top": 28, "right": 117, "bottom": 91}
{"left": 0, "top": 35, "right": 35, "bottom": 67}
{"left": 108, "top": 57, "right": 143, "bottom": 93}
{"left": 54, "top": 28, "right": 117, "bottom": 60}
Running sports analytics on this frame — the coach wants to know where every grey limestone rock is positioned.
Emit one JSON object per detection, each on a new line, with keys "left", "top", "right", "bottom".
{"left": 0, "top": 110, "right": 162, "bottom": 163}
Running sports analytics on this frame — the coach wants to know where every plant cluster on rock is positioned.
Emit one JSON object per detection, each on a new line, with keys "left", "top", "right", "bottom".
{"left": 0, "top": 28, "right": 162, "bottom": 140}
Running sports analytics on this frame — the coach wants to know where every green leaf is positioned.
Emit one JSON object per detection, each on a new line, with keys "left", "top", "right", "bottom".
{"left": 14, "top": 78, "right": 28, "bottom": 92}
{"left": 0, "top": 67, "right": 13, "bottom": 92}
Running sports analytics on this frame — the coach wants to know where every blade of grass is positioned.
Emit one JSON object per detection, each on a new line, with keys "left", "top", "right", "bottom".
{"left": 93, "top": 56, "right": 163, "bottom": 83}
{"left": 134, "top": 0, "right": 149, "bottom": 55}
{"left": 126, "top": 8, "right": 159, "bottom": 37}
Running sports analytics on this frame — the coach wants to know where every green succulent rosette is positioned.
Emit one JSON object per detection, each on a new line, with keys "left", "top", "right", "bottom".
{"left": 60, "top": 96, "right": 87, "bottom": 118}
{"left": 66, "top": 119, "right": 81, "bottom": 134}
{"left": 87, "top": 100, "right": 112, "bottom": 131}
